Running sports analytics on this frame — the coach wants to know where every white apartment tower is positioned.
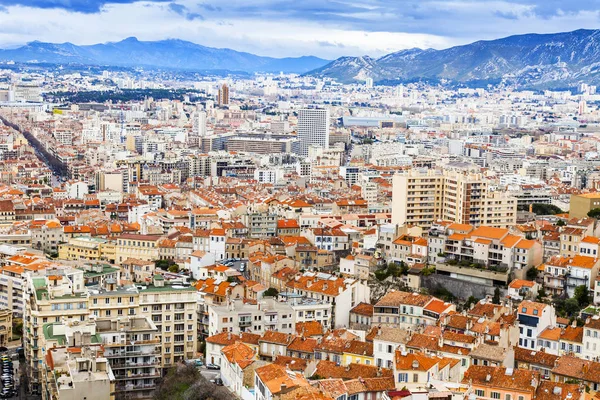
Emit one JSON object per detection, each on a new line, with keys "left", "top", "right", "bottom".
{"left": 194, "top": 111, "right": 207, "bottom": 136}
{"left": 297, "top": 108, "right": 330, "bottom": 157}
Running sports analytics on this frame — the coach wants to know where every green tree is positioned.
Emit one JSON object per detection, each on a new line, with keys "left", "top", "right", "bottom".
{"left": 556, "top": 219, "right": 566, "bottom": 227}
{"left": 492, "top": 287, "right": 501, "bottom": 304}
{"left": 168, "top": 264, "right": 180, "bottom": 273}
{"left": 154, "top": 363, "right": 230, "bottom": 400}
{"left": 464, "top": 296, "right": 478, "bottom": 310}
{"left": 263, "top": 287, "right": 279, "bottom": 297}
{"left": 13, "top": 318, "right": 23, "bottom": 338}
{"left": 155, "top": 259, "right": 170, "bottom": 270}
{"left": 564, "top": 298, "right": 581, "bottom": 316}
{"left": 574, "top": 285, "right": 590, "bottom": 307}
{"left": 588, "top": 208, "right": 600, "bottom": 219}
{"left": 526, "top": 267, "right": 539, "bottom": 280}
{"left": 536, "top": 288, "right": 547, "bottom": 301}
{"left": 524, "top": 203, "right": 564, "bottom": 215}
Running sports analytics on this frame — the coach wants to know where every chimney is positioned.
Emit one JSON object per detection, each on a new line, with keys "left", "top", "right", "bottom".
{"left": 280, "top": 384, "right": 287, "bottom": 392}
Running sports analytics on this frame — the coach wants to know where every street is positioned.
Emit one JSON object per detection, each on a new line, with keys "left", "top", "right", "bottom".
{"left": 198, "top": 365, "right": 221, "bottom": 382}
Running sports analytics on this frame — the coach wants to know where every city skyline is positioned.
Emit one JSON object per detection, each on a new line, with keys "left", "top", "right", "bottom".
{"left": 0, "top": 0, "right": 598, "bottom": 58}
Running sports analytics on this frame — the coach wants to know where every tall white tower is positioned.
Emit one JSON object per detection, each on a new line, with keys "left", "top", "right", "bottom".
{"left": 297, "top": 108, "right": 330, "bottom": 157}
{"left": 194, "top": 111, "right": 207, "bottom": 136}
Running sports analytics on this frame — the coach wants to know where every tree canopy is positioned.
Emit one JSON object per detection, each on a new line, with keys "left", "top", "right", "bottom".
{"left": 154, "top": 363, "right": 230, "bottom": 400}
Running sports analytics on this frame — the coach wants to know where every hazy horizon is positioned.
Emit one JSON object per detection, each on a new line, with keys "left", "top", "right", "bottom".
{"left": 0, "top": 0, "right": 598, "bottom": 58}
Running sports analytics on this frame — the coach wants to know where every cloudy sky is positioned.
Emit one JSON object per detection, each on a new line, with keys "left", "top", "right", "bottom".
{"left": 0, "top": 0, "right": 598, "bottom": 58}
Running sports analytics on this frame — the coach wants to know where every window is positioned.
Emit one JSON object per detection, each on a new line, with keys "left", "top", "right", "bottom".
{"left": 398, "top": 373, "right": 408, "bottom": 382}
{"left": 505, "top": 395, "right": 511, "bottom": 400}
{"left": 475, "top": 390, "right": 485, "bottom": 397}
{"left": 491, "top": 392, "right": 500, "bottom": 399}
{"left": 413, "top": 373, "right": 418, "bottom": 382}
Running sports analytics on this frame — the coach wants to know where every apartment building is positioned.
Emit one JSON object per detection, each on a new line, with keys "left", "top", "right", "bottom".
{"left": 58, "top": 236, "right": 111, "bottom": 262}
{"left": 96, "top": 317, "right": 161, "bottom": 400}
{"left": 285, "top": 272, "right": 370, "bottom": 329}
{"left": 373, "top": 291, "right": 454, "bottom": 329}
{"left": 392, "top": 170, "right": 517, "bottom": 228}
{"left": 43, "top": 345, "right": 114, "bottom": 400}
{"left": 0, "top": 256, "right": 48, "bottom": 317}
{"left": 208, "top": 298, "right": 296, "bottom": 336}
{"left": 23, "top": 269, "right": 89, "bottom": 394}
{"left": 115, "top": 234, "right": 161, "bottom": 264}
{"left": 0, "top": 309, "right": 12, "bottom": 346}
{"left": 137, "top": 275, "right": 198, "bottom": 369}
{"left": 430, "top": 223, "right": 542, "bottom": 279}
{"left": 569, "top": 192, "right": 600, "bottom": 219}
{"left": 30, "top": 219, "right": 63, "bottom": 253}
{"left": 541, "top": 255, "right": 600, "bottom": 298}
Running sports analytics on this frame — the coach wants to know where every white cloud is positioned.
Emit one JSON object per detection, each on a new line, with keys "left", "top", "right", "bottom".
{"left": 0, "top": 1, "right": 598, "bottom": 58}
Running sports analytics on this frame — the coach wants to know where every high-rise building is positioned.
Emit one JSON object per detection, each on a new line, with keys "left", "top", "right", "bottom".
{"left": 218, "top": 84, "right": 229, "bottom": 106}
{"left": 193, "top": 111, "right": 207, "bottom": 136}
{"left": 391, "top": 169, "right": 517, "bottom": 228}
{"left": 296, "top": 108, "right": 330, "bottom": 157}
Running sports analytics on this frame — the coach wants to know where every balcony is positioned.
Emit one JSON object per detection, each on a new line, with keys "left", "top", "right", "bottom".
{"left": 111, "top": 361, "right": 159, "bottom": 369}
{"left": 239, "top": 319, "right": 251, "bottom": 327}
{"left": 114, "top": 372, "right": 160, "bottom": 380}
{"left": 115, "top": 383, "right": 156, "bottom": 392}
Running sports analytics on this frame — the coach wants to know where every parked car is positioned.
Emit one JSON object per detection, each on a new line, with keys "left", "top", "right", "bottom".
{"left": 206, "top": 363, "right": 220, "bottom": 370}
{"left": 210, "top": 378, "right": 224, "bottom": 386}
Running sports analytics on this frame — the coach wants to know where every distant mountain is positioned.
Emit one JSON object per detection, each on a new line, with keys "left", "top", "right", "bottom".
{"left": 309, "top": 29, "right": 600, "bottom": 88}
{"left": 0, "top": 37, "right": 329, "bottom": 73}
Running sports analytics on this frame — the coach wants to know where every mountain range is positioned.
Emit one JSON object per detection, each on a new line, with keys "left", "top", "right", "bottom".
{"left": 0, "top": 37, "right": 329, "bottom": 74}
{"left": 309, "top": 29, "right": 600, "bottom": 88}
{"left": 3, "top": 30, "right": 600, "bottom": 88}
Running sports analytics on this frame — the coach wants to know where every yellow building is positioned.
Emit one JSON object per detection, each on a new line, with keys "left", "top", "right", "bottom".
{"left": 115, "top": 234, "right": 161, "bottom": 263}
{"left": 0, "top": 309, "right": 12, "bottom": 346}
{"left": 341, "top": 341, "right": 374, "bottom": 366}
{"left": 58, "top": 237, "right": 106, "bottom": 261}
{"left": 569, "top": 193, "right": 600, "bottom": 219}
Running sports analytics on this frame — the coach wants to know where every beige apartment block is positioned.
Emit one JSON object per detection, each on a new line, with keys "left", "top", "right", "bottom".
{"left": 392, "top": 169, "right": 517, "bottom": 229}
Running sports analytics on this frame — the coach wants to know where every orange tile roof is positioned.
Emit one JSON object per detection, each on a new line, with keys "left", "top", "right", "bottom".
{"left": 295, "top": 321, "right": 324, "bottom": 337}
{"left": 470, "top": 226, "right": 509, "bottom": 240}
{"left": 350, "top": 302, "right": 374, "bottom": 317}
{"left": 508, "top": 279, "right": 536, "bottom": 289}
{"left": 518, "top": 300, "right": 548, "bottom": 317}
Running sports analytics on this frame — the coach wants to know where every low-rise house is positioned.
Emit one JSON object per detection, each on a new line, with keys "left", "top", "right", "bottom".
{"left": 463, "top": 365, "right": 540, "bottom": 400}
{"left": 221, "top": 341, "right": 264, "bottom": 397}
{"left": 373, "top": 327, "right": 411, "bottom": 369}
{"left": 349, "top": 302, "right": 373, "bottom": 331}
{"left": 394, "top": 351, "right": 460, "bottom": 389}
{"left": 517, "top": 300, "right": 556, "bottom": 350}
{"left": 551, "top": 355, "right": 600, "bottom": 391}
{"left": 254, "top": 363, "right": 309, "bottom": 400}
{"left": 514, "top": 346, "right": 559, "bottom": 379}
{"left": 507, "top": 279, "right": 539, "bottom": 301}
{"left": 583, "top": 315, "right": 600, "bottom": 360}
{"left": 259, "top": 331, "right": 293, "bottom": 361}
